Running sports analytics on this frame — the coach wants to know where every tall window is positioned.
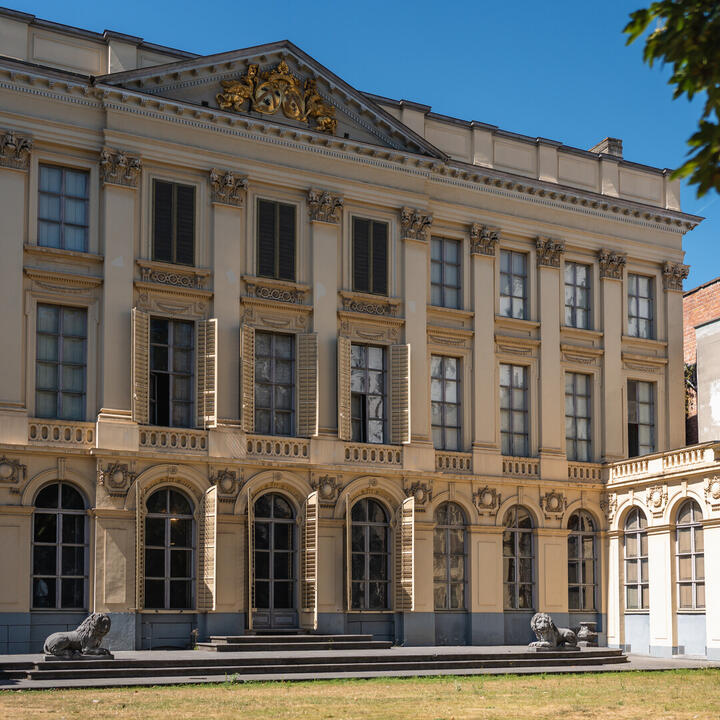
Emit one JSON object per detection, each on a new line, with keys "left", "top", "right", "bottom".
{"left": 568, "top": 511, "right": 597, "bottom": 611}
{"left": 499, "top": 250, "right": 527, "bottom": 319}
{"left": 564, "top": 262, "right": 591, "bottom": 329}
{"left": 500, "top": 364, "right": 528, "bottom": 456}
{"left": 353, "top": 217, "right": 388, "bottom": 295}
{"left": 144, "top": 487, "right": 194, "bottom": 610}
{"left": 257, "top": 198, "right": 296, "bottom": 281}
{"left": 624, "top": 508, "right": 649, "bottom": 610}
{"left": 431, "top": 237, "right": 461, "bottom": 309}
{"left": 676, "top": 500, "right": 704, "bottom": 610}
{"left": 628, "top": 274, "right": 654, "bottom": 339}
{"left": 433, "top": 502, "right": 466, "bottom": 610}
{"left": 627, "top": 380, "right": 655, "bottom": 457}
{"left": 565, "top": 372, "right": 592, "bottom": 461}
{"left": 350, "top": 498, "right": 390, "bottom": 610}
{"left": 153, "top": 180, "right": 195, "bottom": 266}
{"left": 38, "top": 164, "right": 89, "bottom": 251}
{"left": 255, "top": 331, "right": 295, "bottom": 436}
{"left": 351, "top": 344, "right": 386, "bottom": 444}
{"left": 36, "top": 304, "right": 87, "bottom": 421}
{"left": 431, "top": 356, "right": 461, "bottom": 451}
{"left": 32, "top": 482, "right": 87, "bottom": 609}
{"left": 503, "top": 506, "right": 534, "bottom": 610}
{"left": 150, "top": 318, "right": 194, "bottom": 428}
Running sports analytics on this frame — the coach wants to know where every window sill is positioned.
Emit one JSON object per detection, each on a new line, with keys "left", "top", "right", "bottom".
{"left": 495, "top": 315, "right": 540, "bottom": 331}
{"left": 427, "top": 305, "right": 474, "bottom": 321}
{"left": 621, "top": 334, "right": 668, "bottom": 349}
{"left": 676, "top": 609, "right": 706, "bottom": 615}
{"left": 561, "top": 326, "right": 603, "bottom": 341}
{"left": 137, "top": 608, "right": 196, "bottom": 614}
{"left": 25, "top": 243, "right": 103, "bottom": 264}
{"left": 623, "top": 610, "right": 649, "bottom": 615}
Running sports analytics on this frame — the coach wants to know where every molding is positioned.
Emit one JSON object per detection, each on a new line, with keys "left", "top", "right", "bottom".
{"left": 469, "top": 223, "right": 499, "bottom": 256}
{"left": 24, "top": 243, "right": 104, "bottom": 265}
{"left": 0, "top": 129, "right": 32, "bottom": 170}
{"left": 100, "top": 147, "right": 142, "bottom": 188}
{"left": 241, "top": 293, "right": 312, "bottom": 331}
{"left": 338, "top": 311, "right": 404, "bottom": 344}
{"left": 400, "top": 206, "right": 432, "bottom": 242}
{"left": 339, "top": 290, "right": 402, "bottom": 317}
{"left": 494, "top": 315, "right": 541, "bottom": 332}
{"left": 535, "top": 237, "right": 565, "bottom": 268}
{"left": 495, "top": 333, "right": 540, "bottom": 357}
{"left": 560, "top": 326, "right": 603, "bottom": 342}
{"left": 427, "top": 324, "right": 473, "bottom": 350}
{"left": 307, "top": 188, "right": 343, "bottom": 224}
{"left": 209, "top": 168, "right": 248, "bottom": 207}
{"left": 243, "top": 275, "right": 311, "bottom": 305}
{"left": 662, "top": 261, "right": 690, "bottom": 292}
{"left": 598, "top": 249, "right": 626, "bottom": 280}
{"left": 135, "top": 284, "right": 211, "bottom": 318}
{"left": 560, "top": 343, "right": 604, "bottom": 365}
{"left": 136, "top": 259, "right": 211, "bottom": 290}
{"left": 24, "top": 267, "right": 103, "bottom": 292}
{"left": 622, "top": 352, "right": 668, "bottom": 374}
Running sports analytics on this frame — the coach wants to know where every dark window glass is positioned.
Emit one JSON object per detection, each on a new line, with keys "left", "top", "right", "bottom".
{"left": 38, "top": 165, "right": 89, "bottom": 251}
{"left": 353, "top": 218, "right": 388, "bottom": 295}
{"left": 628, "top": 274, "right": 654, "bottom": 339}
{"left": 257, "top": 199, "right": 296, "bottom": 281}
{"left": 624, "top": 508, "right": 649, "bottom": 610}
{"left": 350, "top": 498, "right": 389, "bottom": 610}
{"left": 568, "top": 511, "right": 597, "bottom": 610}
{"left": 627, "top": 380, "right": 655, "bottom": 457}
{"left": 431, "top": 237, "right": 461, "bottom": 309}
{"left": 676, "top": 500, "right": 704, "bottom": 610}
{"left": 431, "top": 355, "right": 461, "bottom": 451}
{"left": 254, "top": 331, "right": 295, "bottom": 436}
{"left": 503, "top": 506, "right": 534, "bottom": 610}
{"left": 564, "top": 262, "right": 591, "bottom": 329}
{"left": 500, "top": 363, "right": 528, "bottom": 457}
{"left": 565, "top": 372, "right": 592, "bottom": 462}
{"left": 433, "top": 502, "right": 466, "bottom": 610}
{"left": 152, "top": 180, "right": 195, "bottom": 266}
{"left": 350, "top": 344, "right": 386, "bottom": 444}
{"left": 499, "top": 250, "right": 527, "bottom": 319}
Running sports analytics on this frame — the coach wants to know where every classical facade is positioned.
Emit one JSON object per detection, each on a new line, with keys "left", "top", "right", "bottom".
{"left": 0, "top": 8, "right": 716, "bottom": 658}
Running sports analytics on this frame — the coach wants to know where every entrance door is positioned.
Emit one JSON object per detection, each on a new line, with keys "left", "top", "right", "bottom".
{"left": 251, "top": 493, "right": 298, "bottom": 630}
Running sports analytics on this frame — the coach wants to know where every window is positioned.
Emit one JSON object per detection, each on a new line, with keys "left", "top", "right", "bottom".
{"left": 36, "top": 304, "right": 87, "bottom": 421}
{"left": 565, "top": 373, "right": 592, "bottom": 461}
{"left": 353, "top": 217, "right": 388, "bottom": 295}
{"left": 257, "top": 199, "right": 296, "bottom": 281}
{"left": 153, "top": 180, "right": 195, "bottom": 266}
{"left": 255, "top": 331, "right": 295, "bottom": 436}
{"left": 431, "top": 355, "right": 461, "bottom": 450}
{"left": 150, "top": 318, "right": 194, "bottom": 428}
{"left": 431, "top": 237, "right": 461, "bottom": 308}
{"left": 568, "top": 511, "right": 597, "bottom": 611}
{"left": 627, "top": 380, "right": 655, "bottom": 457}
{"left": 565, "top": 262, "right": 591, "bottom": 329}
{"left": 503, "top": 506, "right": 534, "bottom": 610}
{"left": 628, "top": 274, "right": 654, "bottom": 338}
{"left": 433, "top": 502, "right": 466, "bottom": 610}
{"left": 144, "top": 488, "right": 194, "bottom": 610}
{"left": 351, "top": 344, "right": 386, "bottom": 444}
{"left": 38, "top": 164, "right": 89, "bottom": 251}
{"left": 676, "top": 500, "right": 704, "bottom": 610}
{"left": 32, "top": 482, "right": 87, "bottom": 609}
{"left": 624, "top": 508, "right": 649, "bottom": 610}
{"left": 500, "top": 364, "right": 528, "bottom": 456}
{"left": 499, "top": 250, "right": 527, "bottom": 319}
{"left": 350, "top": 498, "right": 390, "bottom": 610}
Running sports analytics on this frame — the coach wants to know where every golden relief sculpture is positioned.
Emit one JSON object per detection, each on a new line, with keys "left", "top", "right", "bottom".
{"left": 217, "top": 60, "right": 337, "bottom": 134}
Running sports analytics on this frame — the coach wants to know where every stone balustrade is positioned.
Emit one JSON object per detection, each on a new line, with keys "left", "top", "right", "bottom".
{"left": 502, "top": 456, "right": 539, "bottom": 478}
{"left": 246, "top": 435, "right": 310, "bottom": 461}
{"left": 28, "top": 419, "right": 95, "bottom": 447}
{"left": 344, "top": 443, "right": 402, "bottom": 466}
{"left": 139, "top": 427, "right": 208, "bottom": 452}
{"left": 567, "top": 462, "right": 603, "bottom": 482}
{"left": 435, "top": 451, "right": 472, "bottom": 473}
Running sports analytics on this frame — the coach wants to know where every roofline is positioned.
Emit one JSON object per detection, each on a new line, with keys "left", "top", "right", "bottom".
{"left": 684, "top": 275, "right": 720, "bottom": 297}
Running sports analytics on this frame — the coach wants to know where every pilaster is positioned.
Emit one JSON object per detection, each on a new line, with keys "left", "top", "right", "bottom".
{"left": 535, "top": 527, "right": 569, "bottom": 616}
{"left": 468, "top": 525, "right": 504, "bottom": 644}
{"left": 704, "top": 521, "right": 720, "bottom": 660}
{"left": 647, "top": 525, "right": 676, "bottom": 656}
{"left": 606, "top": 531, "right": 623, "bottom": 648}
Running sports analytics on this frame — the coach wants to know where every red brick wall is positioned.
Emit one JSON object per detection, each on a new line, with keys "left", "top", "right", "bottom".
{"left": 683, "top": 278, "right": 720, "bottom": 365}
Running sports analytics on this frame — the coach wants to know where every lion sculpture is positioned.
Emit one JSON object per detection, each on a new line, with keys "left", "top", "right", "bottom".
{"left": 43, "top": 612, "right": 112, "bottom": 659}
{"left": 529, "top": 612, "right": 578, "bottom": 649}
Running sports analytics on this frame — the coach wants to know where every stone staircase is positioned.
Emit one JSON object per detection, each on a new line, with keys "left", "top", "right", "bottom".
{"left": 197, "top": 633, "right": 392, "bottom": 652}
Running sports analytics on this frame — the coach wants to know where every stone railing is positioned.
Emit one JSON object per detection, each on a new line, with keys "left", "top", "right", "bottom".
{"left": 662, "top": 445, "right": 714, "bottom": 471}
{"left": 344, "top": 443, "right": 402, "bottom": 466}
{"left": 246, "top": 435, "right": 310, "bottom": 461}
{"left": 139, "top": 427, "right": 208, "bottom": 452}
{"left": 28, "top": 419, "right": 95, "bottom": 447}
{"left": 610, "top": 458, "right": 649, "bottom": 481}
{"left": 567, "top": 462, "right": 603, "bottom": 482}
{"left": 436, "top": 451, "right": 472, "bottom": 473}
{"left": 501, "top": 456, "right": 539, "bottom": 478}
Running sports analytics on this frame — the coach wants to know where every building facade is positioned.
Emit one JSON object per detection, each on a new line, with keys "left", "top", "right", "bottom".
{"left": 0, "top": 8, "right": 716, "bottom": 656}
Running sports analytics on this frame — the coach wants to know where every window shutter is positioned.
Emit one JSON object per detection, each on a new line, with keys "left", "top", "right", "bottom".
{"left": 277, "top": 203, "right": 296, "bottom": 281}
{"left": 257, "top": 199, "right": 276, "bottom": 277}
{"left": 197, "top": 485, "right": 217, "bottom": 611}
{"left": 247, "top": 487, "right": 255, "bottom": 630}
{"left": 175, "top": 184, "right": 195, "bottom": 266}
{"left": 135, "top": 480, "right": 145, "bottom": 610}
{"left": 301, "top": 491, "right": 319, "bottom": 630}
{"left": 394, "top": 496, "right": 415, "bottom": 611}
{"left": 297, "top": 333, "right": 318, "bottom": 438}
{"left": 353, "top": 218, "right": 370, "bottom": 292}
{"left": 345, "top": 493, "right": 352, "bottom": 611}
{"left": 131, "top": 308, "right": 150, "bottom": 425}
{"left": 241, "top": 325, "right": 255, "bottom": 433}
{"left": 371, "top": 221, "right": 388, "bottom": 295}
{"left": 337, "top": 336, "right": 352, "bottom": 441}
{"left": 153, "top": 180, "right": 173, "bottom": 263}
{"left": 390, "top": 344, "right": 411, "bottom": 444}
{"left": 196, "top": 319, "right": 218, "bottom": 429}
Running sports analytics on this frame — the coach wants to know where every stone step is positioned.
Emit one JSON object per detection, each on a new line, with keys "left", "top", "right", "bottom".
{"left": 208, "top": 634, "right": 375, "bottom": 644}
{"left": 197, "top": 641, "right": 393, "bottom": 652}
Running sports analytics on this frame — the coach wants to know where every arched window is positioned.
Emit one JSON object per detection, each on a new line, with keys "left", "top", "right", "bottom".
{"left": 350, "top": 498, "right": 390, "bottom": 610}
{"left": 568, "top": 511, "right": 597, "bottom": 610}
{"left": 32, "top": 482, "right": 87, "bottom": 609}
{"left": 503, "top": 506, "right": 534, "bottom": 610}
{"left": 433, "top": 502, "right": 466, "bottom": 610}
{"left": 144, "top": 488, "right": 194, "bottom": 610}
{"left": 676, "top": 500, "right": 704, "bottom": 610}
{"left": 624, "top": 507, "right": 648, "bottom": 610}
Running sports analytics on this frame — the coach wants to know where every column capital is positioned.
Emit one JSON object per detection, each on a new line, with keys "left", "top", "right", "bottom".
{"left": 100, "top": 148, "right": 142, "bottom": 189}
{"left": 0, "top": 129, "right": 32, "bottom": 171}
{"left": 598, "top": 248, "right": 626, "bottom": 280}
{"left": 400, "top": 206, "right": 432, "bottom": 241}
{"left": 535, "top": 236, "right": 564, "bottom": 268}
{"left": 469, "top": 223, "right": 499, "bottom": 256}
{"left": 662, "top": 261, "right": 690, "bottom": 292}
{"left": 307, "top": 188, "right": 343, "bottom": 224}
{"left": 209, "top": 168, "right": 248, "bottom": 207}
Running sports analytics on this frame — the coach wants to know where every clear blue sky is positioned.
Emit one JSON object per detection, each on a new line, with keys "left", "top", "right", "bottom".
{"left": 8, "top": 0, "right": 718, "bottom": 289}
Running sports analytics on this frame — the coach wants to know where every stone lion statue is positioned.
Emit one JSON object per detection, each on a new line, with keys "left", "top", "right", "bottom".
{"left": 43, "top": 612, "right": 112, "bottom": 658}
{"left": 529, "top": 612, "right": 577, "bottom": 649}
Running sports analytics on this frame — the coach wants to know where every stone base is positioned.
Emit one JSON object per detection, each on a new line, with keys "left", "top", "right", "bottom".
{"left": 529, "top": 645, "right": 581, "bottom": 652}
{"left": 578, "top": 641, "right": 598, "bottom": 648}
{"left": 44, "top": 653, "right": 114, "bottom": 661}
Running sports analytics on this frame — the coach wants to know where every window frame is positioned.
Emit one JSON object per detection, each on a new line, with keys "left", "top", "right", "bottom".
{"left": 564, "top": 261, "right": 592, "bottom": 329}
{"left": 431, "top": 355, "right": 461, "bottom": 451}
{"left": 350, "top": 343, "right": 387, "bottom": 445}
{"left": 499, "top": 250, "right": 528, "bottom": 319}
{"left": 254, "top": 330, "right": 296, "bottom": 437}
{"left": 433, "top": 502, "right": 467, "bottom": 611}
{"left": 503, "top": 505, "right": 535, "bottom": 611}
{"left": 37, "top": 164, "right": 90, "bottom": 252}
{"left": 500, "top": 363, "right": 529, "bottom": 457}
{"left": 627, "top": 273, "right": 655, "bottom": 339}
{"left": 152, "top": 179, "right": 196, "bottom": 267}
{"left": 676, "top": 500, "right": 704, "bottom": 610}
{"left": 349, "top": 498, "right": 391, "bottom": 611}
{"left": 565, "top": 372, "right": 592, "bottom": 462}
{"left": 567, "top": 511, "right": 597, "bottom": 611}
{"left": 430, "top": 236, "right": 462, "bottom": 309}
{"left": 624, "top": 507, "right": 649, "bottom": 611}
{"left": 627, "top": 380, "right": 656, "bottom": 457}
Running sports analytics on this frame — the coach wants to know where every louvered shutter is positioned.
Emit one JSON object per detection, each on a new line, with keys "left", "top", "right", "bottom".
{"left": 297, "top": 333, "right": 318, "bottom": 438}
{"left": 135, "top": 480, "right": 145, "bottom": 610}
{"left": 175, "top": 184, "right": 195, "bottom": 266}
{"left": 241, "top": 325, "right": 255, "bottom": 433}
{"left": 196, "top": 319, "right": 218, "bottom": 429}
{"left": 337, "top": 336, "right": 352, "bottom": 441}
{"left": 353, "top": 218, "right": 370, "bottom": 292}
{"left": 247, "top": 487, "right": 255, "bottom": 630}
{"left": 277, "top": 203, "right": 296, "bottom": 281}
{"left": 345, "top": 493, "right": 352, "bottom": 611}
{"left": 197, "top": 485, "right": 217, "bottom": 611}
{"left": 371, "top": 221, "right": 388, "bottom": 295}
{"left": 152, "top": 180, "right": 173, "bottom": 263}
{"left": 300, "top": 491, "right": 319, "bottom": 630}
{"left": 131, "top": 308, "right": 150, "bottom": 425}
{"left": 394, "top": 496, "right": 415, "bottom": 611}
{"left": 390, "top": 344, "right": 411, "bottom": 444}
{"left": 257, "top": 199, "right": 276, "bottom": 278}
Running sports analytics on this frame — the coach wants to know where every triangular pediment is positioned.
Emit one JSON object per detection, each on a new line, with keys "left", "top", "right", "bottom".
{"left": 97, "top": 41, "right": 445, "bottom": 158}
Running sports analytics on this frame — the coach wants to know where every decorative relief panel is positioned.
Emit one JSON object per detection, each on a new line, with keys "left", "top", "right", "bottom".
{"left": 137, "top": 260, "right": 210, "bottom": 290}
{"left": 0, "top": 455, "right": 26, "bottom": 492}
{"left": 100, "top": 148, "right": 142, "bottom": 188}
{"left": 244, "top": 276, "right": 310, "bottom": 305}
{"left": 136, "top": 290, "right": 209, "bottom": 319}
{"left": 427, "top": 325, "right": 472, "bottom": 350}
{"left": 307, "top": 189, "right": 343, "bottom": 224}
{"left": 400, "top": 207, "right": 433, "bottom": 241}
{"left": 209, "top": 169, "right": 248, "bottom": 207}
{"left": 241, "top": 290, "right": 312, "bottom": 331}
{"left": 536, "top": 237, "right": 565, "bottom": 268}
{"left": 338, "top": 315, "right": 402, "bottom": 344}
{"left": 540, "top": 490, "right": 567, "bottom": 520}
{"left": 210, "top": 468, "right": 242, "bottom": 503}
{"left": 561, "top": 344, "right": 603, "bottom": 366}
{"left": 98, "top": 462, "right": 136, "bottom": 497}
{"left": 601, "top": 492, "right": 617, "bottom": 523}
{"left": 662, "top": 261, "right": 690, "bottom": 292}
{"left": 339, "top": 290, "right": 401, "bottom": 317}
{"left": 310, "top": 473, "right": 341, "bottom": 506}
{"left": 598, "top": 249, "right": 627, "bottom": 280}
{"left": 473, "top": 485, "right": 501, "bottom": 516}
{"left": 0, "top": 130, "right": 32, "bottom": 170}
{"left": 646, "top": 484, "right": 668, "bottom": 517}
{"left": 495, "top": 334, "right": 539, "bottom": 357}
{"left": 704, "top": 476, "right": 720, "bottom": 511}
{"left": 469, "top": 223, "right": 499, "bottom": 256}
{"left": 404, "top": 479, "right": 432, "bottom": 509}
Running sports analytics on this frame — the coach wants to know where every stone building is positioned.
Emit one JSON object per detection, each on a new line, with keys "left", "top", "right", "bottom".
{"left": 0, "top": 8, "right": 716, "bottom": 657}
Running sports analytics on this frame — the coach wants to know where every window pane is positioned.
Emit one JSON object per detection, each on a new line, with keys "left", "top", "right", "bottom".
{"left": 145, "top": 548, "right": 165, "bottom": 577}
{"left": 33, "top": 546, "right": 56, "bottom": 575}
{"left": 33, "top": 578, "right": 55, "bottom": 608}
{"left": 61, "top": 514, "right": 84, "bottom": 543}
{"left": 61, "top": 546, "right": 84, "bottom": 576}
{"left": 34, "top": 513, "right": 56, "bottom": 543}
{"left": 60, "top": 578, "right": 84, "bottom": 608}
{"left": 169, "top": 580, "right": 192, "bottom": 609}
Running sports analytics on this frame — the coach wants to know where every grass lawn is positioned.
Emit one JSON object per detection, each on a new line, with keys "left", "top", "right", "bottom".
{"left": 1, "top": 669, "right": 719, "bottom": 719}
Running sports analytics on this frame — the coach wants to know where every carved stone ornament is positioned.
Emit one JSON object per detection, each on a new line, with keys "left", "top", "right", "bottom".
{"left": 0, "top": 130, "right": 32, "bottom": 170}
{"left": 400, "top": 207, "right": 433, "bottom": 241}
{"left": 662, "top": 261, "right": 690, "bottom": 292}
{"left": 311, "top": 474, "right": 340, "bottom": 505}
{"left": 404, "top": 480, "right": 433, "bottom": 507}
{"left": 216, "top": 60, "right": 337, "bottom": 134}
{"left": 99, "top": 148, "right": 142, "bottom": 188}
{"left": 138, "top": 261, "right": 209, "bottom": 290}
{"left": 210, "top": 468, "right": 242, "bottom": 503}
{"left": 598, "top": 249, "right": 627, "bottom": 280}
{"left": 536, "top": 237, "right": 565, "bottom": 268}
{"left": 307, "top": 188, "right": 343, "bottom": 224}
{"left": 245, "top": 277, "right": 308, "bottom": 305}
{"left": 209, "top": 168, "right": 248, "bottom": 207}
{"left": 44, "top": 613, "right": 113, "bottom": 660}
{"left": 469, "top": 223, "right": 499, "bottom": 256}
{"left": 0, "top": 455, "right": 26, "bottom": 491}
{"left": 473, "top": 485, "right": 501, "bottom": 516}
{"left": 540, "top": 490, "right": 567, "bottom": 519}
{"left": 646, "top": 484, "right": 668, "bottom": 516}
{"left": 340, "top": 292, "right": 399, "bottom": 317}
{"left": 98, "top": 462, "right": 135, "bottom": 497}
{"left": 705, "top": 476, "right": 720, "bottom": 511}
{"left": 600, "top": 492, "right": 617, "bottom": 523}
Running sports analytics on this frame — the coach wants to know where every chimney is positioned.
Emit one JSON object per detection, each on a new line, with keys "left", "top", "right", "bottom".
{"left": 589, "top": 137, "right": 623, "bottom": 158}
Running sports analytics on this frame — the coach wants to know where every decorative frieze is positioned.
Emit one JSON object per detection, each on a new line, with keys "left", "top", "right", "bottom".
{"left": 311, "top": 473, "right": 341, "bottom": 505}
{"left": 0, "top": 455, "right": 26, "bottom": 491}
{"left": 244, "top": 276, "right": 310, "bottom": 305}
{"left": 540, "top": 490, "right": 567, "bottom": 520}
{"left": 98, "top": 462, "right": 135, "bottom": 497}
{"left": 598, "top": 249, "right": 626, "bottom": 280}
{"left": 210, "top": 468, "right": 242, "bottom": 502}
{"left": 473, "top": 485, "right": 501, "bottom": 516}
{"left": 646, "top": 484, "right": 668, "bottom": 517}
{"left": 0, "top": 130, "right": 32, "bottom": 170}
{"left": 307, "top": 189, "right": 343, "bottom": 224}
{"left": 400, "top": 207, "right": 433, "bottom": 241}
{"left": 209, "top": 168, "right": 248, "bottom": 207}
{"left": 469, "top": 223, "right": 499, "bottom": 256}
{"left": 340, "top": 290, "right": 400, "bottom": 317}
{"left": 662, "top": 261, "right": 690, "bottom": 292}
{"left": 535, "top": 237, "right": 565, "bottom": 268}
{"left": 100, "top": 148, "right": 142, "bottom": 188}
{"left": 137, "top": 260, "right": 209, "bottom": 290}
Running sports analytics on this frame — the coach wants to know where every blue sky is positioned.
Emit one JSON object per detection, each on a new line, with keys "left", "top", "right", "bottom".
{"left": 8, "top": 0, "right": 718, "bottom": 289}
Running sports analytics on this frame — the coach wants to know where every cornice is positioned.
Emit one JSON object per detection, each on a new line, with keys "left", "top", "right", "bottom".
{"left": 24, "top": 244, "right": 104, "bottom": 265}
{"left": 24, "top": 267, "right": 103, "bottom": 289}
